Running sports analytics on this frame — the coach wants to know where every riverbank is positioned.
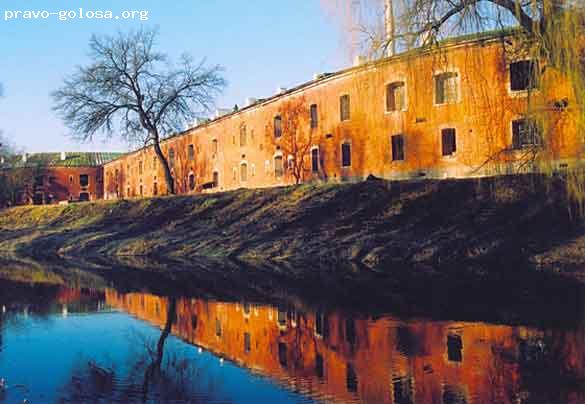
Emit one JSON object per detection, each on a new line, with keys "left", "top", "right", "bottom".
{"left": 0, "top": 174, "right": 583, "bottom": 277}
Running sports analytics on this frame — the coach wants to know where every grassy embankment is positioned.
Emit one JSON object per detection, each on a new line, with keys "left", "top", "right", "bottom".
{"left": 0, "top": 175, "right": 583, "bottom": 275}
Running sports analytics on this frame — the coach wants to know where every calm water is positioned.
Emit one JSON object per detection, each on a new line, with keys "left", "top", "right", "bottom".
{"left": 0, "top": 259, "right": 583, "bottom": 403}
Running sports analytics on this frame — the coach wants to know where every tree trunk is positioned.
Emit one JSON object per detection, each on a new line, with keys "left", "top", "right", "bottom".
{"left": 152, "top": 136, "right": 175, "bottom": 195}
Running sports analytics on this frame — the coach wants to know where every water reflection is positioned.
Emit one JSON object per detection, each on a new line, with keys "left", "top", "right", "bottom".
{"left": 105, "top": 290, "right": 584, "bottom": 404}
{"left": 0, "top": 256, "right": 583, "bottom": 403}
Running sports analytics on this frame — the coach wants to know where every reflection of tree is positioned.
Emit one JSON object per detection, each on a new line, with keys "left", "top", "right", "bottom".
{"left": 57, "top": 296, "right": 217, "bottom": 403}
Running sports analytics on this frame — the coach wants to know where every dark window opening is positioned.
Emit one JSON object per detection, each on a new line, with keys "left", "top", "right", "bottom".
{"left": 443, "top": 384, "right": 467, "bottom": 404}
{"left": 435, "top": 72, "right": 458, "bottom": 104}
{"left": 191, "top": 315, "right": 198, "bottom": 330}
{"left": 34, "top": 176, "right": 44, "bottom": 187}
{"left": 189, "top": 174, "right": 196, "bottom": 190}
{"left": 79, "top": 174, "right": 89, "bottom": 187}
{"left": 441, "top": 128, "right": 457, "bottom": 156}
{"left": 212, "top": 139, "right": 218, "bottom": 155}
{"left": 447, "top": 334, "right": 463, "bottom": 362}
{"left": 277, "top": 308, "right": 287, "bottom": 326}
{"left": 240, "top": 163, "right": 248, "bottom": 182}
{"left": 139, "top": 185, "right": 143, "bottom": 196}
{"left": 512, "top": 119, "right": 541, "bottom": 148}
{"left": 315, "top": 353, "right": 324, "bottom": 379}
{"left": 244, "top": 332, "right": 251, "bottom": 353}
{"left": 278, "top": 342, "right": 288, "bottom": 368}
{"left": 153, "top": 182, "right": 158, "bottom": 196}
{"left": 340, "top": 95, "right": 350, "bottom": 121}
{"left": 274, "top": 115, "right": 282, "bottom": 138}
{"left": 215, "top": 318, "right": 222, "bottom": 337}
{"left": 345, "top": 318, "right": 356, "bottom": 346}
{"left": 346, "top": 363, "right": 358, "bottom": 392}
{"left": 396, "top": 326, "right": 417, "bottom": 357}
{"left": 188, "top": 144, "right": 195, "bottom": 161}
{"left": 510, "top": 60, "right": 538, "bottom": 91}
{"left": 310, "top": 104, "right": 318, "bottom": 129}
{"left": 393, "top": 377, "right": 414, "bottom": 404}
{"left": 139, "top": 161, "right": 143, "bottom": 175}
{"left": 386, "top": 82, "right": 406, "bottom": 111}
{"left": 79, "top": 192, "right": 90, "bottom": 202}
{"left": 391, "top": 134, "right": 405, "bottom": 161}
{"left": 311, "top": 148, "right": 319, "bottom": 173}
{"left": 341, "top": 143, "right": 351, "bottom": 167}
{"left": 274, "top": 156, "right": 284, "bottom": 178}
{"left": 212, "top": 171, "right": 219, "bottom": 188}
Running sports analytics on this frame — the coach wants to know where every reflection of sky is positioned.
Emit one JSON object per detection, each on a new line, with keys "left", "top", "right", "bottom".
{"left": 0, "top": 311, "right": 312, "bottom": 403}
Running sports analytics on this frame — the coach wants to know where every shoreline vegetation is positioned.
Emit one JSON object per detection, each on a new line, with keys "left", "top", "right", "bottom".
{"left": 0, "top": 174, "right": 583, "bottom": 273}
{"left": 0, "top": 174, "right": 583, "bottom": 326}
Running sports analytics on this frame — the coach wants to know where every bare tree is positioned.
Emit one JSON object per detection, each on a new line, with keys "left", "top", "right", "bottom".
{"left": 52, "top": 29, "right": 227, "bottom": 195}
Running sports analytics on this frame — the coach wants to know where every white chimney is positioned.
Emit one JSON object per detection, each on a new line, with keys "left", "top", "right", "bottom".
{"left": 275, "top": 87, "right": 287, "bottom": 95}
{"left": 245, "top": 97, "right": 258, "bottom": 107}
{"left": 22, "top": 153, "right": 27, "bottom": 163}
{"left": 353, "top": 55, "right": 367, "bottom": 67}
{"left": 60, "top": 151, "right": 67, "bottom": 161}
{"left": 385, "top": 0, "right": 396, "bottom": 56}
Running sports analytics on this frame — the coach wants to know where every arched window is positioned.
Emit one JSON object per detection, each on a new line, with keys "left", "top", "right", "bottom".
{"left": 240, "top": 163, "right": 248, "bottom": 182}
{"left": 274, "top": 115, "right": 282, "bottom": 138}
{"left": 274, "top": 155, "right": 284, "bottom": 178}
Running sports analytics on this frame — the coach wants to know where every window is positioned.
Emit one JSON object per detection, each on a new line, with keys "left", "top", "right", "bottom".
{"left": 345, "top": 318, "right": 356, "bottom": 346}
{"left": 139, "top": 184, "right": 143, "bottom": 196}
{"left": 69, "top": 175, "right": 74, "bottom": 184}
{"left": 138, "top": 161, "right": 143, "bottom": 175}
{"left": 240, "top": 125, "right": 247, "bottom": 146}
{"left": 153, "top": 182, "right": 158, "bottom": 196}
{"left": 315, "top": 353, "right": 324, "bottom": 379}
{"left": 34, "top": 175, "right": 44, "bottom": 187}
{"left": 168, "top": 148, "right": 175, "bottom": 169}
{"left": 215, "top": 318, "right": 222, "bottom": 337}
{"left": 391, "top": 134, "right": 405, "bottom": 161}
{"left": 278, "top": 342, "right": 288, "bottom": 368}
{"left": 189, "top": 173, "right": 196, "bottom": 190}
{"left": 512, "top": 119, "right": 541, "bottom": 148}
{"left": 340, "top": 94, "right": 350, "bottom": 121}
{"left": 341, "top": 143, "right": 351, "bottom": 167}
{"left": 447, "top": 334, "right": 463, "bottom": 362}
{"left": 274, "top": 155, "right": 284, "bottom": 178}
{"left": 188, "top": 144, "right": 195, "bottom": 161}
{"left": 212, "top": 171, "right": 219, "bottom": 188}
{"left": 441, "top": 128, "right": 457, "bottom": 156}
{"left": 393, "top": 377, "right": 414, "bottom": 404}
{"left": 315, "top": 312, "right": 329, "bottom": 338}
{"left": 435, "top": 72, "right": 459, "bottom": 104}
{"left": 79, "top": 192, "right": 90, "bottom": 202}
{"left": 277, "top": 309, "right": 287, "bottom": 326}
{"left": 240, "top": 163, "right": 248, "bottom": 182}
{"left": 244, "top": 332, "right": 251, "bottom": 353}
{"left": 386, "top": 81, "right": 406, "bottom": 111}
{"left": 310, "top": 104, "right": 318, "bottom": 129}
{"left": 311, "top": 148, "right": 319, "bottom": 173}
{"left": 274, "top": 116, "right": 282, "bottom": 138}
{"left": 79, "top": 174, "right": 89, "bottom": 187}
{"left": 346, "top": 363, "right": 358, "bottom": 392}
{"left": 510, "top": 60, "right": 538, "bottom": 91}
{"left": 212, "top": 139, "right": 218, "bottom": 155}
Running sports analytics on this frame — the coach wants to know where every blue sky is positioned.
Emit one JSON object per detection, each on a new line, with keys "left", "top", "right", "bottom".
{"left": 0, "top": 0, "right": 347, "bottom": 153}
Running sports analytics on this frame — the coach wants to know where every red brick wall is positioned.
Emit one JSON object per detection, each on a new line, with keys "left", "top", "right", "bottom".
{"left": 103, "top": 38, "right": 582, "bottom": 199}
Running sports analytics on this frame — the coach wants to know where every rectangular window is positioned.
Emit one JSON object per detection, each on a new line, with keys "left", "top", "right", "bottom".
{"left": 311, "top": 148, "right": 319, "bottom": 173}
{"left": 278, "top": 342, "right": 288, "bottom": 368}
{"left": 79, "top": 174, "right": 89, "bottom": 187}
{"left": 139, "top": 161, "right": 143, "bottom": 175}
{"left": 315, "top": 353, "right": 324, "bottom": 379}
{"left": 240, "top": 163, "right": 248, "bottom": 182}
{"left": 274, "top": 116, "right": 282, "bottom": 138}
{"left": 188, "top": 144, "right": 195, "bottom": 161}
{"left": 274, "top": 156, "right": 284, "bottom": 178}
{"left": 310, "top": 104, "right": 318, "bottom": 129}
{"left": 340, "top": 95, "right": 350, "bottom": 121}
{"left": 386, "top": 82, "right": 406, "bottom": 111}
{"left": 391, "top": 134, "right": 405, "bottom": 161}
{"left": 212, "top": 171, "right": 219, "bottom": 188}
{"left": 510, "top": 60, "right": 538, "bottom": 91}
{"left": 435, "top": 72, "right": 459, "bottom": 104}
{"left": 215, "top": 318, "right": 222, "bottom": 337}
{"left": 441, "top": 128, "right": 457, "bottom": 156}
{"left": 512, "top": 119, "right": 541, "bottom": 148}
{"left": 240, "top": 125, "right": 247, "bottom": 146}
{"left": 244, "top": 332, "right": 251, "bottom": 353}
{"left": 341, "top": 143, "right": 351, "bottom": 167}
{"left": 212, "top": 139, "right": 218, "bottom": 155}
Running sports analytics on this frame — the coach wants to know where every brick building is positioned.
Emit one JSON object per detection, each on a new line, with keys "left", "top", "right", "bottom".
{"left": 0, "top": 152, "right": 122, "bottom": 205}
{"left": 102, "top": 31, "right": 582, "bottom": 200}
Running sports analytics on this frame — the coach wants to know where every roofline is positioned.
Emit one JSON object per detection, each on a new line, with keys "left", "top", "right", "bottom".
{"left": 103, "top": 29, "right": 517, "bottom": 167}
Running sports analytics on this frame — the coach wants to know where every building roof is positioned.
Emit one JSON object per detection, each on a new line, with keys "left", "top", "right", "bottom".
{"left": 0, "top": 152, "right": 125, "bottom": 169}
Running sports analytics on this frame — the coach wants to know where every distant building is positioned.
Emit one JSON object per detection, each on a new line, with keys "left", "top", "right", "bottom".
{"left": 0, "top": 152, "right": 123, "bottom": 205}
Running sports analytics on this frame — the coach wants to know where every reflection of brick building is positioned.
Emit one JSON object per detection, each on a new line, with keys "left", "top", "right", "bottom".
{"left": 101, "top": 32, "right": 581, "bottom": 199}
{"left": 106, "top": 290, "right": 584, "bottom": 404}
{"left": 0, "top": 152, "right": 122, "bottom": 205}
